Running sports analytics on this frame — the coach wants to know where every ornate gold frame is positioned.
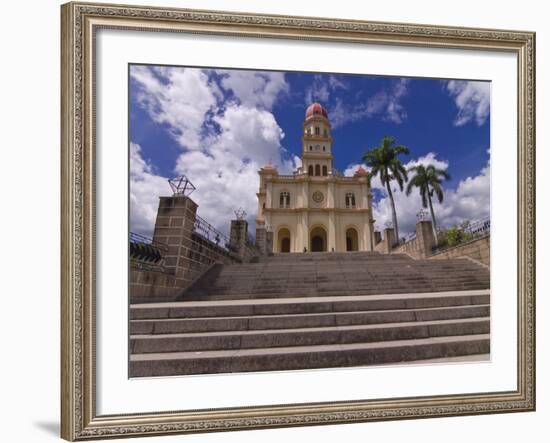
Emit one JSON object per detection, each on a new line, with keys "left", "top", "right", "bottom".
{"left": 60, "top": 2, "right": 536, "bottom": 440}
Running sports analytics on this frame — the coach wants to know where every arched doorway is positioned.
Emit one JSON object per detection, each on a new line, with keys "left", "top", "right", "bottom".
{"left": 310, "top": 226, "right": 327, "bottom": 252}
{"left": 278, "top": 228, "right": 291, "bottom": 253}
{"left": 346, "top": 228, "right": 359, "bottom": 251}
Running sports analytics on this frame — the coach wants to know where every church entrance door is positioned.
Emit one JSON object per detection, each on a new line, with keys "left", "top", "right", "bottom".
{"left": 346, "top": 228, "right": 359, "bottom": 251}
{"left": 311, "top": 236, "right": 324, "bottom": 252}
{"left": 278, "top": 228, "right": 291, "bottom": 253}
{"left": 281, "top": 237, "right": 290, "bottom": 253}
{"left": 310, "top": 226, "right": 327, "bottom": 252}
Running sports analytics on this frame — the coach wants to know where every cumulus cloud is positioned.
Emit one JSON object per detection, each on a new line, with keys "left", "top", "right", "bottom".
{"left": 130, "top": 66, "right": 220, "bottom": 150}
{"left": 130, "top": 142, "right": 170, "bottom": 237}
{"left": 446, "top": 80, "right": 490, "bottom": 126}
{"left": 346, "top": 152, "right": 490, "bottom": 237}
{"left": 174, "top": 104, "right": 298, "bottom": 231}
{"left": 219, "top": 70, "right": 288, "bottom": 110}
{"left": 130, "top": 66, "right": 294, "bottom": 236}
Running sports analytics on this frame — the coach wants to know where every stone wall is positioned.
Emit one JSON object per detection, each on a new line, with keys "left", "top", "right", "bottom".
{"left": 130, "top": 195, "right": 242, "bottom": 303}
{"left": 374, "top": 227, "right": 395, "bottom": 254}
{"left": 430, "top": 235, "right": 490, "bottom": 266}
{"left": 387, "top": 219, "right": 490, "bottom": 266}
{"left": 130, "top": 269, "right": 180, "bottom": 303}
{"left": 392, "top": 221, "right": 435, "bottom": 259}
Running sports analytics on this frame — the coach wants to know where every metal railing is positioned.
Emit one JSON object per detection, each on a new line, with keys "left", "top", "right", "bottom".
{"left": 129, "top": 232, "right": 168, "bottom": 272}
{"left": 193, "top": 215, "right": 229, "bottom": 251}
{"left": 466, "top": 217, "right": 491, "bottom": 238}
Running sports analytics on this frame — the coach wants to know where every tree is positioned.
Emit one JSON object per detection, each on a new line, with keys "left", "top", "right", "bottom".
{"left": 406, "top": 164, "right": 451, "bottom": 241}
{"left": 362, "top": 136, "right": 410, "bottom": 244}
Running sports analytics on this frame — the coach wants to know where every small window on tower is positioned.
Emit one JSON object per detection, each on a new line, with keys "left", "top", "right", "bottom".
{"left": 322, "top": 146, "right": 326, "bottom": 151}
{"left": 315, "top": 165, "right": 321, "bottom": 176}
{"left": 279, "top": 191, "right": 290, "bottom": 208}
{"left": 315, "top": 126, "right": 320, "bottom": 135}
{"left": 308, "top": 165, "right": 314, "bottom": 176}
{"left": 345, "top": 192, "right": 356, "bottom": 208}
{"left": 309, "top": 145, "right": 312, "bottom": 151}
{"left": 322, "top": 165, "right": 328, "bottom": 176}
{"left": 324, "top": 128, "right": 328, "bottom": 137}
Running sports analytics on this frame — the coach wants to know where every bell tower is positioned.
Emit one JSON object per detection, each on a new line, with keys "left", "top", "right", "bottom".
{"left": 301, "top": 103, "right": 333, "bottom": 176}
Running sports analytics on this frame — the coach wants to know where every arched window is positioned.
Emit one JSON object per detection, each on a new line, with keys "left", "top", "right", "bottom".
{"left": 322, "top": 165, "right": 328, "bottom": 176}
{"left": 309, "top": 145, "right": 312, "bottom": 151}
{"left": 308, "top": 165, "right": 314, "bottom": 176}
{"left": 345, "top": 192, "right": 356, "bottom": 208}
{"left": 314, "top": 126, "right": 320, "bottom": 135}
{"left": 315, "top": 164, "right": 321, "bottom": 176}
{"left": 323, "top": 128, "right": 328, "bottom": 137}
{"left": 279, "top": 191, "right": 290, "bottom": 208}
{"left": 322, "top": 146, "right": 326, "bottom": 151}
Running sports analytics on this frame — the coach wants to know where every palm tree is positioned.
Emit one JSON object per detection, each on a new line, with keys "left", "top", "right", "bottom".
{"left": 362, "top": 136, "right": 410, "bottom": 244}
{"left": 406, "top": 164, "right": 451, "bottom": 240}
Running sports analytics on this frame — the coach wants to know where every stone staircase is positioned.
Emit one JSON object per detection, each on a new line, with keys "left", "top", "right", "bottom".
{"left": 180, "top": 252, "right": 490, "bottom": 301}
{"left": 129, "top": 252, "right": 490, "bottom": 377}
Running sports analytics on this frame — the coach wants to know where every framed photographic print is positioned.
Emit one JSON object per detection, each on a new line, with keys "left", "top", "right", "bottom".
{"left": 61, "top": 1, "right": 536, "bottom": 440}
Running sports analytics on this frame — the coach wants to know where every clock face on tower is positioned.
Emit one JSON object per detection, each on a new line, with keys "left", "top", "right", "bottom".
{"left": 312, "top": 191, "right": 324, "bottom": 203}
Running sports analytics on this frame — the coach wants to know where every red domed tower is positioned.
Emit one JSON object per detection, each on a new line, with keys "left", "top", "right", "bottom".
{"left": 302, "top": 103, "right": 333, "bottom": 177}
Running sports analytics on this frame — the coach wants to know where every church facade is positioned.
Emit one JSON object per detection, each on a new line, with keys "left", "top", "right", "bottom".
{"left": 255, "top": 103, "right": 375, "bottom": 253}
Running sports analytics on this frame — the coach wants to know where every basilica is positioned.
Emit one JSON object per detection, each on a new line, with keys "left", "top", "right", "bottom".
{"left": 255, "top": 102, "right": 375, "bottom": 253}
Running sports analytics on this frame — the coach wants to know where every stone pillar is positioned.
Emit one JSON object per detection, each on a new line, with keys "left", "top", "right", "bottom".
{"left": 328, "top": 211, "right": 336, "bottom": 251}
{"left": 382, "top": 227, "right": 395, "bottom": 254}
{"left": 230, "top": 219, "right": 249, "bottom": 259}
{"left": 301, "top": 211, "right": 309, "bottom": 252}
{"left": 366, "top": 218, "right": 374, "bottom": 252}
{"left": 152, "top": 195, "right": 198, "bottom": 288}
{"left": 416, "top": 220, "right": 435, "bottom": 258}
{"left": 266, "top": 230, "right": 274, "bottom": 254}
{"left": 255, "top": 224, "right": 267, "bottom": 255}
{"left": 327, "top": 181, "right": 335, "bottom": 208}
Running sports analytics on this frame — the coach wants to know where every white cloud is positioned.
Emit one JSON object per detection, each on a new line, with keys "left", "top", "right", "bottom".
{"left": 130, "top": 66, "right": 294, "bottom": 236}
{"left": 304, "top": 74, "right": 349, "bottom": 109}
{"left": 346, "top": 152, "right": 490, "bottom": 238}
{"left": 130, "top": 66, "right": 219, "bottom": 150}
{"left": 174, "top": 104, "right": 294, "bottom": 231}
{"left": 366, "top": 78, "right": 409, "bottom": 124}
{"left": 343, "top": 163, "right": 367, "bottom": 177}
{"left": 329, "top": 78, "right": 410, "bottom": 128}
{"left": 446, "top": 80, "right": 490, "bottom": 126}
{"left": 219, "top": 70, "right": 288, "bottom": 110}
{"left": 129, "top": 143, "right": 170, "bottom": 237}
{"left": 305, "top": 75, "right": 330, "bottom": 105}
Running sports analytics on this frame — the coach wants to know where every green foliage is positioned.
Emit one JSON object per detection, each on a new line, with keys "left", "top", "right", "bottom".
{"left": 406, "top": 164, "right": 451, "bottom": 207}
{"left": 362, "top": 136, "right": 410, "bottom": 191}
{"left": 362, "top": 136, "right": 409, "bottom": 241}
{"left": 444, "top": 226, "right": 473, "bottom": 247}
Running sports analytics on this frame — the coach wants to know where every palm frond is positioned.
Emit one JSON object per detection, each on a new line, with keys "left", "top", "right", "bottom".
{"left": 431, "top": 181, "right": 444, "bottom": 203}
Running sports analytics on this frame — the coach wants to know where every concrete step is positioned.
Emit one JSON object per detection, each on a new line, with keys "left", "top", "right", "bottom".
{"left": 131, "top": 291, "right": 490, "bottom": 320}
{"left": 130, "top": 304, "right": 490, "bottom": 334}
{"left": 131, "top": 317, "right": 489, "bottom": 353}
{"left": 183, "top": 283, "right": 490, "bottom": 300}
{"left": 129, "top": 334, "right": 490, "bottom": 376}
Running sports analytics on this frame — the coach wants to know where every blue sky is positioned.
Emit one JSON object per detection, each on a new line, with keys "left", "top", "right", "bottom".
{"left": 129, "top": 64, "right": 490, "bottom": 238}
